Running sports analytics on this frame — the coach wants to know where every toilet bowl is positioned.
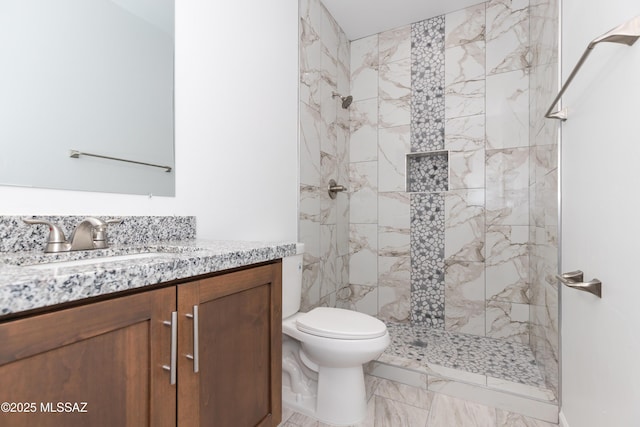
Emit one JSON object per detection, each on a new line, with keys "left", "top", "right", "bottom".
{"left": 281, "top": 245, "right": 390, "bottom": 426}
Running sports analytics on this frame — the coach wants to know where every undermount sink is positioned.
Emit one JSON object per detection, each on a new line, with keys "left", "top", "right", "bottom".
{"left": 25, "top": 252, "right": 171, "bottom": 270}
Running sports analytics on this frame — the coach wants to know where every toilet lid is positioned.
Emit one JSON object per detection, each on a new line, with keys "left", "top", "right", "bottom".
{"left": 296, "top": 307, "right": 387, "bottom": 340}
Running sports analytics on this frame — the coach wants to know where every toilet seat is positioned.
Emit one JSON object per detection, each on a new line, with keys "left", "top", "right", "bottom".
{"left": 296, "top": 307, "right": 387, "bottom": 340}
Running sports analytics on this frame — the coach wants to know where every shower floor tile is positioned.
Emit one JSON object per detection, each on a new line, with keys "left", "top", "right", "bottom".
{"left": 382, "top": 322, "right": 546, "bottom": 388}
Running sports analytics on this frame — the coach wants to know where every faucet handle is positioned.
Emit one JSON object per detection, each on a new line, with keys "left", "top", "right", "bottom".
{"left": 22, "top": 218, "right": 68, "bottom": 253}
{"left": 90, "top": 217, "right": 122, "bottom": 248}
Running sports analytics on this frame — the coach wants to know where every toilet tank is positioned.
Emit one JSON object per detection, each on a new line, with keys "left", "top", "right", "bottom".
{"left": 282, "top": 243, "right": 304, "bottom": 318}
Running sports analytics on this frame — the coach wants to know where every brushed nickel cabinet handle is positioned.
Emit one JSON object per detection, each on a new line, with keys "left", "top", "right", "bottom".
{"left": 162, "top": 311, "right": 178, "bottom": 385}
{"left": 185, "top": 305, "right": 199, "bottom": 373}
{"left": 557, "top": 270, "right": 602, "bottom": 298}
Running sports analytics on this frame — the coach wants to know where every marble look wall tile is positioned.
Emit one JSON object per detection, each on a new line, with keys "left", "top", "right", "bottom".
{"left": 337, "top": 284, "right": 378, "bottom": 316}
{"left": 486, "top": 0, "right": 531, "bottom": 75}
{"left": 529, "top": 286, "right": 559, "bottom": 397}
{"left": 486, "top": 188, "right": 530, "bottom": 226}
{"left": 530, "top": 145, "right": 557, "bottom": 186}
{"left": 320, "top": 4, "right": 340, "bottom": 58}
{"left": 299, "top": 11, "right": 322, "bottom": 111}
{"left": 445, "top": 114, "right": 485, "bottom": 152}
{"left": 486, "top": 300, "right": 530, "bottom": 344}
{"left": 445, "top": 189, "right": 485, "bottom": 262}
{"left": 445, "top": 41, "right": 485, "bottom": 86}
{"left": 320, "top": 224, "right": 337, "bottom": 298}
{"left": 427, "top": 393, "right": 496, "bottom": 427}
{"left": 301, "top": 261, "right": 320, "bottom": 312}
{"left": 349, "top": 224, "right": 378, "bottom": 286}
{"left": 337, "top": 32, "right": 350, "bottom": 91}
{"left": 486, "top": 225, "right": 530, "bottom": 304}
{"left": 529, "top": 62, "right": 559, "bottom": 148}
{"left": 379, "top": 192, "right": 410, "bottom": 231}
{"left": 486, "top": 70, "right": 530, "bottom": 150}
{"left": 380, "top": 25, "right": 411, "bottom": 64}
{"left": 319, "top": 80, "right": 338, "bottom": 157}
{"left": 379, "top": 125, "right": 410, "bottom": 192}
{"left": 379, "top": 57, "right": 411, "bottom": 130}
{"left": 350, "top": 99, "right": 378, "bottom": 162}
{"left": 379, "top": 226, "right": 410, "bottom": 259}
{"left": 349, "top": 161, "right": 378, "bottom": 224}
{"left": 528, "top": 0, "right": 559, "bottom": 68}
{"left": 445, "top": 3, "right": 486, "bottom": 48}
{"left": 379, "top": 58, "right": 411, "bottom": 100}
{"left": 445, "top": 261, "right": 486, "bottom": 336}
{"left": 299, "top": 185, "right": 321, "bottom": 265}
{"left": 445, "top": 79, "right": 485, "bottom": 119}
{"left": 449, "top": 148, "right": 485, "bottom": 190}
{"left": 299, "top": 0, "right": 322, "bottom": 35}
{"left": 299, "top": 102, "right": 322, "bottom": 186}
{"left": 378, "top": 256, "right": 411, "bottom": 322}
{"left": 320, "top": 152, "right": 337, "bottom": 224}
{"left": 336, "top": 194, "right": 350, "bottom": 257}
{"left": 486, "top": 147, "right": 530, "bottom": 192}
{"left": 336, "top": 120, "right": 350, "bottom": 185}
{"left": 336, "top": 254, "right": 349, "bottom": 291}
{"left": 379, "top": 98, "right": 411, "bottom": 129}
{"left": 351, "top": 35, "right": 379, "bottom": 101}
{"left": 411, "top": 16, "right": 445, "bottom": 152}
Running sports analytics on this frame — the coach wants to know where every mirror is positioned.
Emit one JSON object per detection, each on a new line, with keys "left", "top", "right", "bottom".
{"left": 0, "top": 0, "right": 175, "bottom": 196}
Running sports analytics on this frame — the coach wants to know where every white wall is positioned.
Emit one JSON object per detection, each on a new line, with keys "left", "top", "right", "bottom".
{"left": 0, "top": 0, "right": 299, "bottom": 242}
{"left": 561, "top": 1, "right": 640, "bottom": 426}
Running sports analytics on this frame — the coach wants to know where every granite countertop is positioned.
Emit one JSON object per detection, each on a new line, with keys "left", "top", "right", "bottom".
{"left": 0, "top": 239, "right": 297, "bottom": 317}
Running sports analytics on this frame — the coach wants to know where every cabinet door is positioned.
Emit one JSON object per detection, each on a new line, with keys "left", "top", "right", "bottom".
{"left": 178, "top": 263, "right": 282, "bottom": 427}
{"left": 0, "top": 287, "right": 176, "bottom": 427}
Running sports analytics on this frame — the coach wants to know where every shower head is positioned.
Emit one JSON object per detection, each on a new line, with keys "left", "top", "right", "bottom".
{"left": 589, "top": 15, "right": 640, "bottom": 48}
{"left": 332, "top": 92, "right": 353, "bottom": 109}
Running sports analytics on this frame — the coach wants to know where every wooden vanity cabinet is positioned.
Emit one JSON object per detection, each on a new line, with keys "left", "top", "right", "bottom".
{"left": 177, "top": 263, "right": 282, "bottom": 427}
{"left": 0, "top": 261, "right": 282, "bottom": 427}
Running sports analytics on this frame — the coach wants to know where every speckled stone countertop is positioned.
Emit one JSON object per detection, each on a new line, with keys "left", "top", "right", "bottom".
{"left": 0, "top": 239, "right": 296, "bottom": 317}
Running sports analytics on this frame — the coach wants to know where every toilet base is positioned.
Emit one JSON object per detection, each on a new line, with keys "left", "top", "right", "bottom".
{"left": 282, "top": 365, "right": 368, "bottom": 426}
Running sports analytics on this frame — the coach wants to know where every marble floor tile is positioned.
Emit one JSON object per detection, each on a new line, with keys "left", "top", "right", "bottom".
{"left": 496, "top": 409, "right": 559, "bottom": 427}
{"left": 374, "top": 378, "right": 434, "bottom": 410}
{"left": 427, "top": 393, "right": 496, "bottom": 427}
{"left": 281, "top": 387, "right": 559, "bottom": 427}
{"left": 374, "top": 395, "right": 430, "bottom": 427}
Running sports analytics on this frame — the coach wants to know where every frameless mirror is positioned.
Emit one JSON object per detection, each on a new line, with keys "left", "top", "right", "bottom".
{"left": 0, "top": 0, "right": 175, "bottom": 196}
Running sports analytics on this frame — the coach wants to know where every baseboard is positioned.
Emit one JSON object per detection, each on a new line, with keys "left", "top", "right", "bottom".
{"left": 559, "top": 410, "right": 570, "bottom": 427}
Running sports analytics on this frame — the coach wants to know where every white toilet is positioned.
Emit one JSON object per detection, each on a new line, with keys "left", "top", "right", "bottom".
{"left": 281, "top": 244, "right": 390, "bottom": 426}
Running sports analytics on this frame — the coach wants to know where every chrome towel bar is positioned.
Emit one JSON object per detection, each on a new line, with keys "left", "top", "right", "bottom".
{"left": 69, "top": 149, "right": 172, "bottom": 172}
{"left": 545, "top": 15, "right": 640, "bottom": 121}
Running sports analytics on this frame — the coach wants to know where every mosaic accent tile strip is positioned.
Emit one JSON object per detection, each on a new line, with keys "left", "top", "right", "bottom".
{"left": 383, "top": 322, "right": 546, "bottom": 387}
{"left": 410, "top": 193, "right": 445, "bottom": 327}
{"left": 0, "top": 216, "right": 196, "bottom": 252}
{"left": 411, "top": 16, "right": 445, "bottom": 152}
{"left": 407, "top": 152, "right": 449, "bottom": 193}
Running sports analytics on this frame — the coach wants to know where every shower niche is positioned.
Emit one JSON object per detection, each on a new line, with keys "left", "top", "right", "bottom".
{"left": 406, "top": 151, "right": 449, "bottom": 193}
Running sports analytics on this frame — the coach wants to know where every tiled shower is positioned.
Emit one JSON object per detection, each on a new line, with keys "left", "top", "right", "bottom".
{"left": 299, "top": 0, "right": 559, "bottom": 416}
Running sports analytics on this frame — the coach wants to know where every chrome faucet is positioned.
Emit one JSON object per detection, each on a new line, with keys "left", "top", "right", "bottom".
{"left": 23, "top": 217, "right": 122, "bottom": 253}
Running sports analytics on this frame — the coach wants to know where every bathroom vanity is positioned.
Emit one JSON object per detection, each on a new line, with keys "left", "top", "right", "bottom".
{"left": 0, "top": 224, "right": 294, "bottom": 427}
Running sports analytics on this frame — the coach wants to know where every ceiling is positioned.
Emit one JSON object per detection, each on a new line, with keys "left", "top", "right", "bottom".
{"left": 321, "top": 0, "right": 485, "bottom": 41}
